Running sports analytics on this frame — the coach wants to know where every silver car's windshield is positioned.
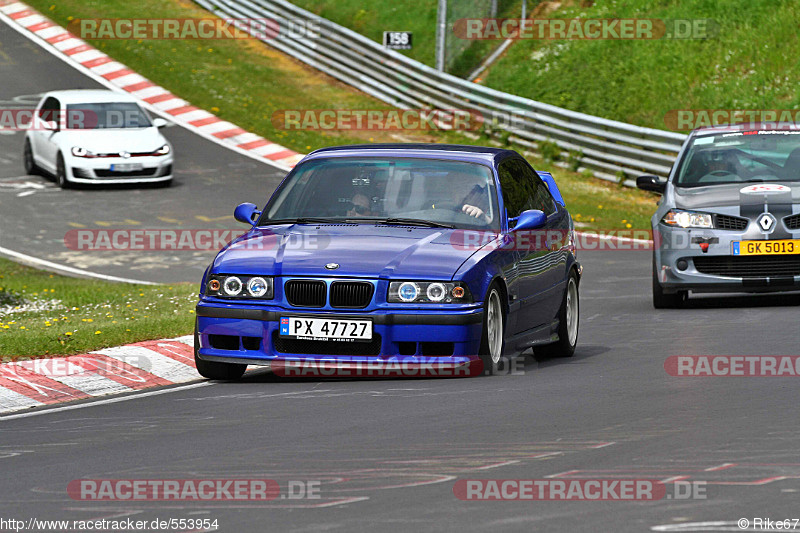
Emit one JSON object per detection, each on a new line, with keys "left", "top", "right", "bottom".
{"left": 675, "top": 130, "right": 800, "bottom": 187}
{"left": 263, "top": 157, "right": 500, "bottom": 230}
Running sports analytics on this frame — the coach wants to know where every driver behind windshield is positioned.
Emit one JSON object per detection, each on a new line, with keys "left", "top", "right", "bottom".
{"left": 451, "top": 174, "right": 492, "bottom": 224}
{"left": 346, "top": 192, "right": 374, "bottom": 217}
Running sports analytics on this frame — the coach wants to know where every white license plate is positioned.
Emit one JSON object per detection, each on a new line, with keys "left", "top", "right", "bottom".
{"left": 279, "top": 317, "right": 372, "bottom": 342}
{"left": 110, "top": 163, "right": 143, "bottom": 172}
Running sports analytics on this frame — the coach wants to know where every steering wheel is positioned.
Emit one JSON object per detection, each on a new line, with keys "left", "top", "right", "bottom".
{"left": 696, "top": 170, "right": 738, "bottom": 183}
{"left": 428, "top": 201, "right": 459, "bottom": 211}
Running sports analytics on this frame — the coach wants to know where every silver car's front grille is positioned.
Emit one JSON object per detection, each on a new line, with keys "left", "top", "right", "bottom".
{"left": 713, "top": 214, "right": 748, "bottom": 231}
{"left": 694, "top": 256, "right": 800, "bottom": 278}
{"left": 784, "top": 214, "right": 800, "bottom": 230}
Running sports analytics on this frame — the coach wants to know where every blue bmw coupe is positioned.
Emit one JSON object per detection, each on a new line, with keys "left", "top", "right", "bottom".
{"left": 194, "top": 144, "right": 581, "bottom": 379}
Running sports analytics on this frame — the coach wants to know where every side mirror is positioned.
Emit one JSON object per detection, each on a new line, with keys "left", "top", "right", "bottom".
{"left": 512, "top": 209, "right": 547, "bottom": 231}
{"left": 234, "top": 203, "right": 261, "bottom": 226}
{"left": 152, "top": 118, "right": 168, "bottom": 129}
{"left": 42, "top": 120, "right": 58, "bottom": 131}
{"left": 636, "top": 175, "right": 666, "bottom": 194}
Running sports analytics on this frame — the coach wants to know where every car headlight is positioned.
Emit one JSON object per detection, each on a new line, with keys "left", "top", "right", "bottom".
{"left": 205, "top": 275, "right": 273, "bottom": 299}
{"left": 662, "top": 209, "right": 713, "bottom": 229}
{"left": 388, "top": 281, "right": 472, "bottom": 303}
{"left": 71, "top": 146, "right": 96, "bottom": 158}
{"left": 153, "top": 144, "right": 170, "bottom": 156}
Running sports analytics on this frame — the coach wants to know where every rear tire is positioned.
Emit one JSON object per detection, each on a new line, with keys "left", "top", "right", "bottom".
{"left": 652, "top": 257, "right": 687, "bottom": 309}
{"left": 478, "top": 283, "right": 506, "bottom": 376}
{"left": 23, "top": 139, "right": 40, "bottom": 176}
{"left": 194, "top": 323, "right": 246, "bottom": 381}
{"left": 537, "top": 270, "right": 579, "bottom": 358}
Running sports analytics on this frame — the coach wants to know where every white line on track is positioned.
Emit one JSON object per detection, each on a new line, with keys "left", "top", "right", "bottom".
{"left": 0, "top": 244, "right": 158, "bottom": 284}
{"left": 0, "top": 381, "right": 212, "bottom": 421}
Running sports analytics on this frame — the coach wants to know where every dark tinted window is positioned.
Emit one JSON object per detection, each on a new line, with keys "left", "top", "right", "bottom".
{"left": 498, "top": 158, "right": 555, "bottom": 224}
{"left": 38, "top": 97, "right": 60, "bottom": 123}
{"left": 513, "top": 159, "right": 557, "bottom": 215}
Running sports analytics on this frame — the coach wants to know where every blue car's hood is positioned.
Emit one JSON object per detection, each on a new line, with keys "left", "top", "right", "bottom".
{"left": 212, "top": 225, "right": 485, "bottom": 279}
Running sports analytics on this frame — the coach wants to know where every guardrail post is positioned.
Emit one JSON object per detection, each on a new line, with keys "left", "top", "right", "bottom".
{"left": 435, "top": 0, "right": 447, "bottom": 72}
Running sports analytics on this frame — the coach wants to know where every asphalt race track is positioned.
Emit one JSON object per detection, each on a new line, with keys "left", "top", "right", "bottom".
{"left": 3, "top": 15, "right": 800, "bottom": 533}
{"left": 0, "top": 22, "right": 286, "bottom": 284}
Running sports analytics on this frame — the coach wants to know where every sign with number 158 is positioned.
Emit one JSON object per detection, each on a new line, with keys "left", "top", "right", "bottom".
{"left": 383, "top": 31, "right": 412, "bottom": 50}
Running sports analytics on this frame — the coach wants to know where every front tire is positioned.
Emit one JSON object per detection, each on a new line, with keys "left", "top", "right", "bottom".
{"left": 55, "top": 152, "right": 70, "bottom": 189}
{"left": 23, "top": 139, "right": 40, "bottom": 176}
{"left": 478, "top": 283, "right": 506, "bottom": 375}
{"left": 537, "top": 269, "right": 579, "bottom": 358}
{"left": 194, "top": 324, "right": 246, "bottom": 381}
{"left": 652, "top": 257, "right": 687, "bottom": 309}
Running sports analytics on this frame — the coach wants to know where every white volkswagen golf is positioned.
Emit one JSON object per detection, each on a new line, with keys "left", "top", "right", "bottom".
{"left": 24, "top": 90, "right": 173, "bottom": 187}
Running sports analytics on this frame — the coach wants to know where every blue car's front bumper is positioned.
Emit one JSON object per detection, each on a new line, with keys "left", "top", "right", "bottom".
{"left": 195, "top": 301, "right": 484, "bottom": 369}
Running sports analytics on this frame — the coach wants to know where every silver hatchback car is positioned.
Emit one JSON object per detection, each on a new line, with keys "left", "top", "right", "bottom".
{"left": 638, "top": 124, "right": 800, "bottom": 308}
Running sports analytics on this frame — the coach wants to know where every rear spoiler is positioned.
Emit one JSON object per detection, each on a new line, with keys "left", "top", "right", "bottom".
{"left": 537, "top": 171, "right": 565, "bottom": 207}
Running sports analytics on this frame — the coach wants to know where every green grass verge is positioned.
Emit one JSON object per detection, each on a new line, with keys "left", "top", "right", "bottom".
{"left": 291, "top": 0, "right": 799, "bottom": 131}
{"left": 482, "top": 0, "right": 800, "bottom": 130}
{"left": 0, "top": 258, "right": 197, "bottom": 360}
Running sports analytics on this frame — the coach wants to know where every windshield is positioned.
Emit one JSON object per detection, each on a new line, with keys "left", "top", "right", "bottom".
{"left": 263, "top": 157, "right": 500, "bottom": 230}
{"left": 675, "top": 130, "right": 800, "bottom": 187}
{"left": 66, "top": 102, "right": 153, "bottom": 129}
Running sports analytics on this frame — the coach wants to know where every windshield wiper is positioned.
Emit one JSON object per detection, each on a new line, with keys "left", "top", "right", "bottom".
{"left": 264, "top": 217, "right": 349, "bottom": 225}
{"left": 377, "top": 218, "right": 455, "bottom": 229}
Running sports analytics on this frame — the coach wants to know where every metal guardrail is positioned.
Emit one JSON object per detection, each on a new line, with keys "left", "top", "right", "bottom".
{"left": 196, "top": 0, "right": 688, "bottom": 185}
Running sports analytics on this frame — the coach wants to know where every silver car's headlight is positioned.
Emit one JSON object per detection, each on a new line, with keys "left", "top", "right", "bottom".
{"left": 388, "top": 281, "right": 472, "bottom": 303}
{"left": 206, "top": 275, "right": 273, "bottom": 299}
{"left": 662, "top": 210, "right": 713, "bottom": 229}
{"left": 71, "top": 146, "right": 96, "bottom": 158}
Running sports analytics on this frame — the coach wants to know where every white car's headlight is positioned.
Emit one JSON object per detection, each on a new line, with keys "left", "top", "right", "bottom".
{"left": 71, "top": 146, "right": 96, "bottom": 158}
{"left": 153, "top": 144, "right": 170, "bottom": 156}
{"left": 662, "top": 210, "right": 713, "bottom": 229}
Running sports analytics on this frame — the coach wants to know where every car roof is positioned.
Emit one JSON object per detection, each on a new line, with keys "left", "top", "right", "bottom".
{"left": 41, "top": 89, "right": 140, "bottom": 105}
{"left": 305, "top": 143, "right": 520, "bottom": 165}
{"left": 692, "top": 122, "right": 800, "bottom": 136}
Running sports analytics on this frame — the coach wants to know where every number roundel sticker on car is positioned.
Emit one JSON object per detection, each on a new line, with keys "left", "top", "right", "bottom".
{"left": 739, "top": 184, "right": 792, "bottom": 194}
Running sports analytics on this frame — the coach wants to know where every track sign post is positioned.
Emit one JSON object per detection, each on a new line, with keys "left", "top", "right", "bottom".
{"left": 383, "top": 31, "right": 412, "bottom": 50}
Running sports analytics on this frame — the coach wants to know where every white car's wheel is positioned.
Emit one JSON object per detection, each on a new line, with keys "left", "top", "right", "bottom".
{"left": 23, "top": 139, "right": 40, "bottom": 176}
{"left": 55, "top": 153, "right": 70, "bottom": 189}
